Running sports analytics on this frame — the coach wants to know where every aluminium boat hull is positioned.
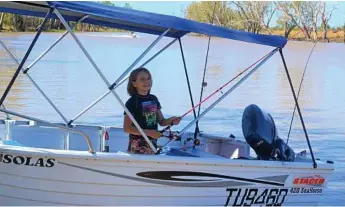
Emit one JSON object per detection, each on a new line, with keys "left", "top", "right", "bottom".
{"left": 0, "top": 144, "right": 333, "bottom": 206}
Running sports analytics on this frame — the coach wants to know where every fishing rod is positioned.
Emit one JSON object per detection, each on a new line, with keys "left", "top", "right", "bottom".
{"left": 159, "top": 48, "right": 278, "bottom": 151}
{"left": 194, "top": 1, "right": 218, "bottom": 139}
{"left": 159, "top": 49, "right": 273, "bottom": 137}
{"left": 161, "top": 27, "right": 315, "bottom": 144}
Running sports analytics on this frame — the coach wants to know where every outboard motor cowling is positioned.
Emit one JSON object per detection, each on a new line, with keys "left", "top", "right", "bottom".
{"left": 242, "top": 104, "right": 296, "bottom": 161}
{"left": 242, "top": 104, "right": 277, "bottom": 160}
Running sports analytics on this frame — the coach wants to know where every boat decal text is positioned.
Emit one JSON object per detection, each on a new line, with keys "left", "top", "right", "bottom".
{"left": 0, "top": 153, "right": 55, "bottom": 167}
{"left": 290, "top": 187, "right": 323, "bottom": 194}
{"left": 225, "top": 188, "right": 288, "bottom": 206}
{"left": 293, "top": 175, "right": 325, "bottom": 186}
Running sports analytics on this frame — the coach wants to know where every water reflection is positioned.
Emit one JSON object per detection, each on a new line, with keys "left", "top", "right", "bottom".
{"left": 0, "top": 48, "right": 28, "bottom": 119}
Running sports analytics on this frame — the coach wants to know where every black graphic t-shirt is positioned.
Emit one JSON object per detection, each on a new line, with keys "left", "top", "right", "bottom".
{"left": 124, "top": 94, "right": 162, "bottom": 130}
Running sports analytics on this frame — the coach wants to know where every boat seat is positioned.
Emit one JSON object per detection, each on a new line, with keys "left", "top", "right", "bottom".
{"left": 0, "top": 139, "right": 25, "bottom": 147}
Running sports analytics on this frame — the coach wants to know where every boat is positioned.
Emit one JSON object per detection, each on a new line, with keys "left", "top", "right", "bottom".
{"left": 130, "top": 31, "right": 137, "bottom": 38}
{"left": 0, "top": 1, "right": 334, "bottom": 206}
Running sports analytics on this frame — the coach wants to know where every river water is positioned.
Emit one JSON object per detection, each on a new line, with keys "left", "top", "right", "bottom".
{"left": 0, "top": 32, "right": 344, "bottom": 205}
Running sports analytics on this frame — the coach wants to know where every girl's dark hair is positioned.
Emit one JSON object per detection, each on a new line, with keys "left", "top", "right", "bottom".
{"left": 127, "top": 67, "right": 152, "bottom": 96}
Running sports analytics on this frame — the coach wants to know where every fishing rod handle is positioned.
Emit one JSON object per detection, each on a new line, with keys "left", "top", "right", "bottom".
{"left": 160, "top": 125, "right": 171, "bottom": 133}
{"left": 160, "top": 117, "right": 177, "bottom": 133}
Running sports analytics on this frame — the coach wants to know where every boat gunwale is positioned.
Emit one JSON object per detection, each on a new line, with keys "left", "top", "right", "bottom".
{"left": 0, "top": 144, "right": 334, "bottom": 171}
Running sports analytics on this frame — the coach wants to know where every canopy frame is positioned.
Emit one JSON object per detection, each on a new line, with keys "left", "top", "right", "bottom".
{"left": 54, "top": 8, "right": 172, "bottom": 153}
{"left": 178, "top": 38, "right": 197, "bottom": 121}
{"left": 0, "top": 8, "right": 52, "bottom": 107}
{"left": 0, "top": 1, "right": 316, "bottom": 168}
{"left": 161, "top": 48, "right": 279, "bottom": 149}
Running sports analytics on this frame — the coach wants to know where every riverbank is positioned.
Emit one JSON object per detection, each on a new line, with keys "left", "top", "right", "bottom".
{"left": 185, "top": 28, "right": 345, "bottom": 43}
{"left": 0, "top": 25, "right": 122, "bottom": 33}
{"left": 1, "top": 27, "right": 344, "bottom": 43}
{"left": 265, "top": 29, "right": 345, "bottom": 43}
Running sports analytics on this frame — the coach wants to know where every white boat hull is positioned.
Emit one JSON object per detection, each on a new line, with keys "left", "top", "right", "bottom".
{"left": 0, "top": 144, "right": 333, "bottom": 206}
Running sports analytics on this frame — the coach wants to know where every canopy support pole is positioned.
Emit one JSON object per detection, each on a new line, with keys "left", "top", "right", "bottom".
{"left": 23, "top": 15, "right": 89, "bottom": 73}
{"left": 180, "top": 48, "right": 278, "bottom": 134}
{"left": 195, "top": 2, "right": 217, "bottom": 139}
{"left": 139, "top": 38, "right": 178, "bottom": 71}
{"left": 279, "top": 48, "right": 317, "bottom": 169}
{"left": 0, "top": 8, "right": 53, "bottom": 107}
{"left": 114, "top": 90, "right": 158, "bottom": 153}
{"left": 54, "top": 8, "right": 111, "bottom": 89}
{"left": 178, "top": 38, "right": 197, "bottom": 120}
{"left": 0, "top": 15, "right": 89, "bottom": 124}
{"left": 109, "top": 29, "right": 171, "bottom": 89}
{"left": 54, "top": 8, "right": 169, "bottom": 152}
{"left": 162, "top": 48, "right": 278, "bottom": 149}
{"left": 67, "top": 30, "right": 172, "bottom": 125}
{"left": 0, "top": 40, "right": 69, "bottom": 123}
{"left": 112, "top": 38, "right": 178, "bottom": 88}
{"left": 0, "top": 104, "right": 10, "bottom": 120}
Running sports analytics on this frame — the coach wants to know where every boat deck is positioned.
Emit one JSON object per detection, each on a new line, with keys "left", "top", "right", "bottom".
{"left": 0, "top": 120, "right": 249, "bottom": 159}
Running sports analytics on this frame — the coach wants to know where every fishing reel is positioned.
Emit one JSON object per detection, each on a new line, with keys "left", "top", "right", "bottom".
{"left": 160, "top": 129, "right": 200, "bottom": 146}
{"left": 159, "top": 119, "right": 201, "bottom": 151}
{"left": 155, "top": 130, "right": 181, "bottom": 155}
{"left": 159, "top": 128, "right": 201, "bottom": 151}
{"left": 160, "top": 129, "right": 181, "bottom": 141}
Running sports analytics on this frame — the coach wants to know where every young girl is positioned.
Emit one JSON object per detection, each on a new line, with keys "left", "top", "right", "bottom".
{"left": 123, "top": 67, "right": 181, "bottom": 155}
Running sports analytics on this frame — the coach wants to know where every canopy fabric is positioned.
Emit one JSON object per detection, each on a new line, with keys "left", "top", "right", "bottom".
{"left": 0, "top": 1, "right": 287, "bottom": 48}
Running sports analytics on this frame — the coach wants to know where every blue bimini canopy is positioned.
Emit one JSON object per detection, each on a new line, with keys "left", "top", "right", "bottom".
{"left": 0, "top": 1, "right": 287, "bottom": 48}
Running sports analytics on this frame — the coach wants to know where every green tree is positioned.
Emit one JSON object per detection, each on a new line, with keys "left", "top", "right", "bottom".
{"left": 275, "top": 1, "right": 322, "bottom": 41}
{"left": 231, "top": 2, "right": 276, "bottom": 34}
{"left": 101, "top": 1, "right": 115, "bottom": 6}
{"left": 277, "top": 15, "right": 297, "bottom": 38}
{"left": 124, "top": 3, "right": 132, "bottom": 9}
{"left": 185, "top": 2, "right": 235, "bottom": 27}
{"left": 320, "top": 2, "right": 337, "bottom": 42}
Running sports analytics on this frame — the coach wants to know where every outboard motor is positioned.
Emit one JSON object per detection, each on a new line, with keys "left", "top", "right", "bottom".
{"left": 242, "top": 104, "right": 295, "bottom": 161}
{"left": 242, "top": 104, "right": 277, "bottom": 160}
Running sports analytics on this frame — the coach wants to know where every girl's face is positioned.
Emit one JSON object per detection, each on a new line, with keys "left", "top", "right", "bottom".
{"left": 133, "top": 71, "right": 152, "bottom": 94}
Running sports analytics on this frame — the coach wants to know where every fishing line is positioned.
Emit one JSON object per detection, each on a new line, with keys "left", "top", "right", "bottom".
{"left": 286, "top": 39, "right": 318, "bottom": 144}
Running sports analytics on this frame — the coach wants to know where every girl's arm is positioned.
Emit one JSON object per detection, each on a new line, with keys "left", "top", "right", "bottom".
{"left": 123, "top": 115, "right": 161, "bottom": 139}
{"left": 157, "top": 109, "right": 181, "bottom": 126}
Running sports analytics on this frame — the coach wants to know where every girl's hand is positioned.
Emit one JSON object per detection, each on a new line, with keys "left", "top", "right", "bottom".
{"left": 170, "top": 116, "right": 181, "bottom": 125}
{"left": 145, "top": 130, "right": 162, "bottom": 139}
